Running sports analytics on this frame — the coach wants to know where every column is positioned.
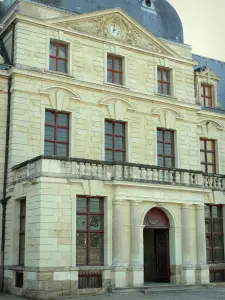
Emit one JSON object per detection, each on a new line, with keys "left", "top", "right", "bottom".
{"left": 130, "top": 202, "right": 144, "bottom": 286}
{"left": 181, "top": 204, "right": 195, "bottom": 284}
{"left": 195, "top": 204, "right": 209, "bottom": 284}
{"left": 112, "top": 201, "right": 127, "bottom": 287}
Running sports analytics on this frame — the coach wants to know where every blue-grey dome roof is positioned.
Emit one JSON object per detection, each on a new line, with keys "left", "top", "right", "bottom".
{"left": 27, "top": 0, "right": 184, "bottom": 44}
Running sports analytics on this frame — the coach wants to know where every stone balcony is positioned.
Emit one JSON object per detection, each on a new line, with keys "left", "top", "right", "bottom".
{"left": 11, "top": 156, "right": 225, "bottom": 191}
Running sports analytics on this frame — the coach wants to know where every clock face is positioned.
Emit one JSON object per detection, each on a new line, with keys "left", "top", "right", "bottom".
{"left": 108, "top": 24, "right": 121, "bottom": 37}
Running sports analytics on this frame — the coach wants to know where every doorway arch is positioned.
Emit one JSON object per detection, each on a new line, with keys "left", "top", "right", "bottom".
{"left": 143, "top": 208, "right": 170, "bottom": 283}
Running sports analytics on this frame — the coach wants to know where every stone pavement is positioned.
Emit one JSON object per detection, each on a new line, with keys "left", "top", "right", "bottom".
{"left": 1, "top": 288, "right": 225, "bottom": 300}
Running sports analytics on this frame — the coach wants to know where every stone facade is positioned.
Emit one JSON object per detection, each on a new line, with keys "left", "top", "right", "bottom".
{"left": 0, "top": 0, "right": 224, "bottom": 299}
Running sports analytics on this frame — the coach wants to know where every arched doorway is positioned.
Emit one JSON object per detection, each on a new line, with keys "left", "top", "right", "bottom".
{"left": 143, "top": 208, "right": 170, "bottom": 283}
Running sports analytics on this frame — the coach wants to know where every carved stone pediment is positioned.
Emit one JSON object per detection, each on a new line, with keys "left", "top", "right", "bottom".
{"left": 51, "top": 9, "right": 176, "bottom": 57}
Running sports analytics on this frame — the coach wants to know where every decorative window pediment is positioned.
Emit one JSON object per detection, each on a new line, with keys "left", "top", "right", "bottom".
{"left": 195, "top": 66, "right": 220, "bottom": 108}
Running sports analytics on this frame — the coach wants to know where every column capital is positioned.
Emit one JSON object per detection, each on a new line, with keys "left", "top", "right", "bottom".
{"left": 195, "top": 203, "right": 205, "bottom": 210}
{"left": 113, "top": 200, "right": 123, "bottom": 206}
{"left": 182, "top": 204, "right": 192, "bottom": 209}
{"left": 130, "top": 201, "right": 140, "bottom": 207}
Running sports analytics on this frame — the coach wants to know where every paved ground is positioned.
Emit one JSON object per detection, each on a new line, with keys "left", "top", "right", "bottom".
{"left": 1, "top": 288, "right": 225, "bottom": 299}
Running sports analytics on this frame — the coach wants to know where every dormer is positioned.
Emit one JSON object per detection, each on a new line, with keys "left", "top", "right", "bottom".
{"left": 195, "top": 66, "right": 220, "bottom": 108}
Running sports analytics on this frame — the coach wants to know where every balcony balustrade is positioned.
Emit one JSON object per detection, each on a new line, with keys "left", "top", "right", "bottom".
{"left": 12, "top": 156, "right": 225, "bottom": 190}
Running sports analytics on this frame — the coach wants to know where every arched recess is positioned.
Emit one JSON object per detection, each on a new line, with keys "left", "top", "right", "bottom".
{"left": 197, "top": 119, "right": 224, "bottom": 139}
{"left": 100, "top": 97, "right": 134, "bottom": 121}
{"left": 144, "top": 207, "right": 169, "bottom": 229}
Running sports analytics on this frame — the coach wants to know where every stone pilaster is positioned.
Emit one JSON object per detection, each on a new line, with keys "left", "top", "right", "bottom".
{"left": 195, "top": 204, "right": 209, "bottom": 284}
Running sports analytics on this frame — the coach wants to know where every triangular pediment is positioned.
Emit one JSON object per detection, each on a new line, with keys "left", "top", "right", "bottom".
{"left": 195, "top": 66, "right": 220, "bottom": 81}
{"left": 49, "top": 8, "right": 180, "bottom": 57}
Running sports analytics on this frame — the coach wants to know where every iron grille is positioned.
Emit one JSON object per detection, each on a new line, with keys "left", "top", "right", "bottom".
{"left": 78, "top": 272, "right": 102, "bottom": 289}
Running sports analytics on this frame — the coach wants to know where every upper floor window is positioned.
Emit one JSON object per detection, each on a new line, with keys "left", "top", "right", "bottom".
{"left": 157, "top": 67, "right": 171, "bottom": 96}
{"left": 200, "top": 138, "right": 216, "bottom": 174}
{"left": 49, "top": 41, "right": 68, "bottom": 73}
{"left": 76, "top": 196, "right": 104, "bottom": 266}
{"left": 201, "top": 84, "right": 213, "bottom": 107}
{"left": 157, "top": 128, "right": 175, "bottom": 168}
{"left": 205, "top": 205, "right": 224, "bottom": 263}
{"left": 19, "top": 199, "right": 26, "bottom": 266}
{"left": 107, "top": 55, "right": 123, "bottom": 85}
{"left": 105, "top": 120, "right": 126, "bottom": 162}
{"left": 44, "top": 110, "right": 69, "bottom": 157}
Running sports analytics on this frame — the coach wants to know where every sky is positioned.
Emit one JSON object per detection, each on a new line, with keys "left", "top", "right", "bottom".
{"left": 169, "top": 0, "right": 225, "bottom": 61}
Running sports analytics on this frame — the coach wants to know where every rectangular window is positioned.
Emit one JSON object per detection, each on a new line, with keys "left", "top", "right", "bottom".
{"left": 201, "top": 84, "right": 212, "bottom": 107}
{"left": 19, "top": 199, "right": 26, "bottom": 266}
{"left": 205, "top": 205, "right": 224, "bottom": 263}
{"left": 107, "top": 55, "right": 123, "bottom": 85}
{"left": 49, "top": 41, "right": 68, "bottom": 73}
{"left": 200, "top": 138, "right": 216, "bottom": 174}
{"left": 76, "top": 196, "right": 104, "bottom": 266}
{"left": 105, "top": 120, "right": 126, "bottom": 162}
{"left": 157, "top": 67, "right": 171, "bottom": 96}
{"left": 44, "top": 110, "right": 69, "bottom": 157}
{"left": 157, "top": 128, "right": 175, "bottom": 168}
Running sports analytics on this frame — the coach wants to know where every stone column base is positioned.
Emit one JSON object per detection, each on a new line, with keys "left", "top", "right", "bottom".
{"left": 112, "top": 267, "right": 127, "bottom": 288}
{"left": 196, "top": 265, "right": 209, "bottom": 284}
{"left": 181, "top": 266, "right": 196, "bottom": 284}
{"left": 128, "top": 267, "right": 144, "bottom": 286}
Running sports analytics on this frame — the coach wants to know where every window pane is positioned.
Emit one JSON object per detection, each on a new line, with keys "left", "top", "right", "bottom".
{"left": 214, "top": 249, "right": 224, "bottom": 262}
{"left": 207, "top": 152, "right": 214, "bottom": 163}
{"left": 165, "top": 157, "right": 172, "bottom": 168}
{"left": 157, "top": 143, "right": 163, "bottom": 155}
{"left": 200, "top": 140, "right": 205, "bottom": 150}
{"left": 20, "top": 218, "right": 25, "bottom": 231}
{"left": 49, "top": 58, "right": 56, "bottom": 71}
{"left": 114, "top": 58, "right": 121, "bottom": 71}
{"left": 200, "top": 152, "right": 205, "bottom": 162}
{"left": 212, "top": 206, "right": 218, "bottom": 218}
{"left": 44, "top": 142, "right": 54, "bottom": 155}
{"left": 158, "top": 82, "right": 162, "bottom": 93}
{"left": 107, "top": 56, "right": 112, "bottom": 69}
{"left": 57, "top": 114, "right": 68, "bottom": 126}
{"left": 105, "top": 150, "right": 113, "bottom": 161}
{"left": 206, "top": 248, "right": 211, "bottom": 262}
{"left": 201, "top": 164, "right": 206, "bottom": 173}
{"left": 163, "top": 70, "right": 169, "bottom": 81}
{"left": 90, "top": 198, "right": 103, "bottom": 213}
{"left": 158, "top": 157, "right": 164, "bottom": 167}
{"left": 105, "top": 122, "right": 112, "bottom": 134}
{"left": 205, "top": 220, "right": 211, "bottom": 233}
{"left": 45, "top": 111, "right": 55, "bottom": 125}
{"left": 77, "top": 197, "right": 87, "bottom": 213}
{"left": 115, "top": 137, "right": 123, "bottom": 150}
{"left": 105, "top": 135, "right": 113, "bottom": 149}
{"left": 214, "top": 235, "right": 223, "bottom": 247}
{"left": 163, "top": 83, "right": 169, "bottom": 95}
{"left": 107, "top": 71, "right": 112, "bottom": 83}
{"left": 115, "top": 151, "right": 124, "bottom": 161}
{"left": 89, "top": 233, "right": 103, "bottom": 265}
{"left": 165, "top": 131, "right": 172, "bottom": 142}
{"left": 206, "top": 236, "right": 211, "bottom": 247}
{"left": 114, "top": 73, "right": 122, "bottom": 85}
{"left": 59, "top": 60, "right": 67, "bottom": 73}
{"left": 56, "top": 128, "right": 68, "bottom": 142}
{"left": 207, "top": 140, "right": 214, "bottom": 151}
{"left": 19, "top": 251, "right": 25, "bottom": 265}
{"left": 76, "top": 215, "right": 87, "bottom": 230}
{"left": 90, "top": 216, "right": 103, "bottom": 230}
{"left": 76, "top": 233, "right": 87, "bottom": 265}
{"left": 207, "top": 165, "right": 215, "bottom": 174}
{"left": 205, "top": 87, "right": 209, "bottom": 96}
{"left": 50, "top": 42, "right": 56, "bottom": 56}
{"left": 205, "top": 206, "right": 210, "bottom": 218}
{"left": 217, "top": 207, "right": 222, "bottom": 218}
{"left": 59, "top": 44, "right": 67, "bottom": 58}
{"left": 213, "top": 220, "right": 223, "bottom": 232}
{"left": 165, "top": 144, "right": 172, "bottom": 155}
{"left": 45, "top": 126, "right": 54, "bottom": 140}
{"left": 157, "top": 130, "right": 163, "bottom": 141}
{"left": 115, "top": 123, "right": 123, "bottom": 135}
{"left": 56, "top": 143, "right": 67, "bottom": 156}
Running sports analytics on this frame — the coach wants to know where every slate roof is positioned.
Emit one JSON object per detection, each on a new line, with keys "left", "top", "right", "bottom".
{"left": 193, "top": 54, "right": 225, "bottom": 111}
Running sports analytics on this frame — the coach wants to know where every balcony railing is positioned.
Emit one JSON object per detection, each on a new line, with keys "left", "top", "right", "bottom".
{"left": 12, "top": 156, "right": 225, "bottom": 190}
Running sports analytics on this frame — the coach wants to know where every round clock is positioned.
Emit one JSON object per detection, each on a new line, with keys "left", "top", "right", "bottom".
{"left": 108, "top": 24, "right": 121, "bottom": 37}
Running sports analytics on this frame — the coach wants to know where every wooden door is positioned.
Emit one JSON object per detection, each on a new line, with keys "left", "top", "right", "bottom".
{"left": 155, "top": 230, "right": 170, "bottom": 282}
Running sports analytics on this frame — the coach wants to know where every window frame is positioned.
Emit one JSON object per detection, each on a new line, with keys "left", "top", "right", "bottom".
{"left": 49, "top": 41, "right": 68, "bottom": 73}
{"left": 205, "top": 205, "right": 224, "bottom": 264}
{"left": 201, "top": 84, "right": 213, "bottom": 107}
{"left": 105, "top": 119, "right": 126, "bottom": 162}
{"left": 44, "top": 110, "right": 70, "bottom": 157}
{"left": 200, "top": 138, "right": 216, "bottom": 174}
{"left": 19, "top": 199, "right": 26, "bottom": 266}
{"left": 107, "top": 55, "right": 123, "bottom": 85}
{"left": 157, "top": 128, "right": 175, "bottom": 168}
{"left": 76, "top": 196, "right": 104, "bottom": 266}
{"left": 157, "top": 67, "right": 171, "bottom": 96}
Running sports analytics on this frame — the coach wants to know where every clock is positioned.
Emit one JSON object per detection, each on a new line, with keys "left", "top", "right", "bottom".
{"left": 108, "top": 24, "right": 121, "bottom": 37}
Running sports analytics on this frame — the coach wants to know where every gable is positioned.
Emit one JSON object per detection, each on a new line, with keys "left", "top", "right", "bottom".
{"left": 49, "top": 9, "right": 179, "bottom": 57}
{"left": 195, "top": 66, "right": 220, "bottom": 81}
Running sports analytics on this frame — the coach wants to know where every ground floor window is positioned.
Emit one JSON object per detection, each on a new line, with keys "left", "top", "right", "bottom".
{"left": 76, "top": 196, "right": 104, "bottom": 266}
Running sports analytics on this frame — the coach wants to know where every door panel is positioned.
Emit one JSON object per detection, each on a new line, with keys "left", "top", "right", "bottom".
{"left": 155, "top": 230, "right": 170, "bottom": 282}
